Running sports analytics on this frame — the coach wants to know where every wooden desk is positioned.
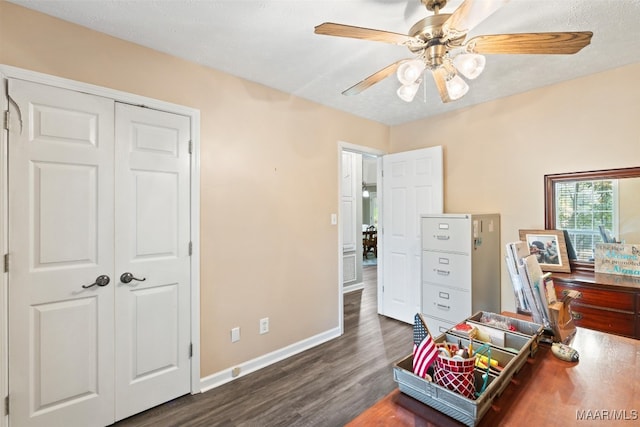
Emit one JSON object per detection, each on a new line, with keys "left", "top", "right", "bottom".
{"left": 347, "top": 327, "right": 640, "bottom": 426}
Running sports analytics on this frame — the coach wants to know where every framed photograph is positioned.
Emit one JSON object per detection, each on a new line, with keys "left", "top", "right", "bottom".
{"left": 518, "top": 229, "right": 571, "bottom": 273}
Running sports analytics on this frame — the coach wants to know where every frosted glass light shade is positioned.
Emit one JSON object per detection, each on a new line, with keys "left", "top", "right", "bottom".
{"left": 453, "top": 53, "right": 486, "bottom": 80}
{"left": 445, "top": 74, "right": 469, "bottom": 100}
{"left": 397, "top": 82, "right": 421, "bottom": 102}
{"left": 396, "top": 60, "right": 425, "bottom": 85}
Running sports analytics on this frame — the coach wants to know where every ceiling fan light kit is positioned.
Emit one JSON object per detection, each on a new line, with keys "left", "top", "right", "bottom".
{"left": 314, "top": 0, "right": 593, "bottom": 104}
{"left": 445, "top": 74, "right": 469, "bottom": 100}
{"left": 397, "top": 80, "right": 423, "bottom": 102}
{"left": 397, "top": 59, "right": 426, "bottom": 85}
{"left": 453, "top": 53, "right": 486, "bottom": 80}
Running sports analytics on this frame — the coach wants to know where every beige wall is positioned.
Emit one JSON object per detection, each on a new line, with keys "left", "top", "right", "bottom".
{"left": 3, "top": 0, "right": 640, "bottom": 381}
{"left": 390, "top": 63, "right": 640, "bottom": 310}
{"left": 0, "top": 1, "right": 390, "bottom": 377}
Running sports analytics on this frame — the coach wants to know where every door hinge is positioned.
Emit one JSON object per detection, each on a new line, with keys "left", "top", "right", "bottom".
{"left": 189, "top": 343, "right": 193, "bottom": 358}
{"left": 188, "top": 140, "right": 193, "bottom": 154}
{"left": 188, "top": 241, "right": 193, "bottom": 256}
{"left": 3, "top": 253, "right": 8, "bottom": 273}
{"left": 3, "top": 110, "right": 8, "bottom": 131}
{"left": 4, "top": 395, "right": 8, "bottom": 416}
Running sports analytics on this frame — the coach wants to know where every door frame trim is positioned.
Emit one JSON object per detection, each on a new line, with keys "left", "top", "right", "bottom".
{"left": 1, "top": 71, "right": 8, "bottom": 427}
{"left": 0, "top": 65, "right": 202, "bottom": 409}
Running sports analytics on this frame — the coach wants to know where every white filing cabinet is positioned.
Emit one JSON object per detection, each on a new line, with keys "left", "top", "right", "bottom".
{"left": 421, "top": 214, "right": 501, "bottom": 335}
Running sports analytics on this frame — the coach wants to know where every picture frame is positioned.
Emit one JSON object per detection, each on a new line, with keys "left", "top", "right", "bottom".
{"left": 518, "top": 229, "right": 571, "bottom": 273}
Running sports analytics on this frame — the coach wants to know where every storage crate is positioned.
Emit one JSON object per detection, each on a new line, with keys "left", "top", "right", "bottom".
{"left": 466, "top": 311, "right": 543, "bottom": 337}
{"left": 394, "top": 355, "right": 499, "bottom": 427}
{"left": 463, "top": 311, "right": 543, "bottom": 358}
{"left": 393, "top": 312, "right": 543, "bottom": 426}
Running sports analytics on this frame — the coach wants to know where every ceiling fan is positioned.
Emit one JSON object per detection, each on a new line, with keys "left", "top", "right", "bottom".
{"left": 314, "top": 0, "right": 593, "bottom": 103}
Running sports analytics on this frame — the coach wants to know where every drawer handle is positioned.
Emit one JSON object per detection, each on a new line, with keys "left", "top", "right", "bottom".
{"left": 571, "top": 312, "right": 583, "bottom": 320}
{"left": 436, "top": 269, "right": 450, "bottom": 276}
{"left": 561, "top": 289, "right": 570, "bottom": 297}
{"left": 438, "top": 326, "right": 448, "bottom": 333}
{"left": 436, "top": 303, "right": 450, "bottom": 310}
{"left": 435, "top": 235, "right": 450, "bottom": 240}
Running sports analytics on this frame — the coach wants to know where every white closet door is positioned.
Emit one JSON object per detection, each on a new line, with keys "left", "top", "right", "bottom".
{"left": 8, "top": 79, "right": 116, "bottom": 427}
{"left": 381, "top": 146, "right": 443, "bottom": 324}
{"left": 113, "top": 103, "right": 192, "bottom": 421}
{"left": 7, "top": 81, "right": 192, "bottom": 427}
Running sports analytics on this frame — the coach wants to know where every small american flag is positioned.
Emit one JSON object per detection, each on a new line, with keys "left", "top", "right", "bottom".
{"left": 413, "top": 313, "right": 438, "bottom": 378}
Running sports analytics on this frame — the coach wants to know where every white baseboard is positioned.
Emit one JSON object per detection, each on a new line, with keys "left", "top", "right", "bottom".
{"left": 343, "top": 282, "right": 364, "bottom": 293}
{"left": 199, "top": 326, "right": 341, "bottom": 393}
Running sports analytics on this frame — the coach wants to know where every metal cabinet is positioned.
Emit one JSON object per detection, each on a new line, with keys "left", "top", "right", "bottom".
{"left": 421, "top": 214, "right": 501, "bottom": 335}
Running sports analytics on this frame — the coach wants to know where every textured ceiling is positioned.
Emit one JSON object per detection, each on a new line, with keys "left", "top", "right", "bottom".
{"left": 8, "top": 0, "right": 640, "bottom": 125}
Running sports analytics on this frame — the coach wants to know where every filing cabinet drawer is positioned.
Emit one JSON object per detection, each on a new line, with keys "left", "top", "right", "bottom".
{"left": 421, "top": 216, "right": 471, "bottom": 253}
{"left": 422, "top": 284, "right": 471, "bottom": 323}
{"left": 421, "top": 315, "right": 456, "bottom": 337}
{"left": 422, "top": 252, "right": 471, "bottom": 289}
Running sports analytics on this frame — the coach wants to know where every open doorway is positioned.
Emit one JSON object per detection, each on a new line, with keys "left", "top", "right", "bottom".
{"left": 338, "top": 142, "right": 384, "bottom": 334}
{"left": 362, "top": 154, "right": 378, "bottom": 268}
{"left": 339, "top": 144, "right": 443, "bottom": 330}
{"left": 340, "top": 149, "right": 380, "bottom": 293}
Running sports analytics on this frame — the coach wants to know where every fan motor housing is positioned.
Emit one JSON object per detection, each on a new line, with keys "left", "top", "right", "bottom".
{"left": 409, "top": 14, "right": 450, "bottom": 42}
{"left": 422, "top": 0, "right": 448, "bottom": 12}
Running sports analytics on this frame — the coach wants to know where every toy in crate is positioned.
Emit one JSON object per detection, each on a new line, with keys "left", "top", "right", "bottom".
{"left": 412, "top": 314, "right": 492, "bottom": 400}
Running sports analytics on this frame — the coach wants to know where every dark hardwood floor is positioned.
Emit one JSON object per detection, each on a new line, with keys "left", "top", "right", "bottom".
{"left": 113, "top": 266, "right": 412, "bottom": 427}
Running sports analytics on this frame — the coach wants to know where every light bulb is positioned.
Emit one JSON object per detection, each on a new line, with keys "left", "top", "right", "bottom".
{"left": 445, "top": 74, "right": 469, "bottom": 100}
{"left": 453, "top": 53, "right": 486, "bottom": 80}
{"left": 397, "top": 81, "right": 421, "bottom": 102}
{"left": 396, "top": 59, "right": 425, "bottom": 85}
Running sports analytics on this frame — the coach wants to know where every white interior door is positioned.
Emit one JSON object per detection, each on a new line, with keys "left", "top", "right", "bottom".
{"left": 114, "top": 103, "right": 191, "bottom": 421}
{"left": 7, "top": 80, "right": 192, "bottom": 426}
{"left": 8, "top": 79, "right": 116, "bottom": 427}
{"left": 341, "top": 151, "right": 359, "bottom": 286}
{"left": 381, "top": 146, "right": 443, "bottom": 324}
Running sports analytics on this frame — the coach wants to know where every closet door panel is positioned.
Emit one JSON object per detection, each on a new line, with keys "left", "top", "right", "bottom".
{"left": 8, "top": 79, "right": 115, "bottom": 427}
{"left": 114, "top": 103, "right": 192, "bottom": 421}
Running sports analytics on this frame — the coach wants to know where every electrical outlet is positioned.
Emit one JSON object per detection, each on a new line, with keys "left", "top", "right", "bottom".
{"left": 259, "top": 317, "right": 269, "bottom": 334}
{"left": 231, "top": 327, "right": 240, "bottom": 342}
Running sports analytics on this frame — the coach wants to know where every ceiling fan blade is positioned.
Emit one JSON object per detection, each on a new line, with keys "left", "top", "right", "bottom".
{"left": 315, "top": 22, "right": 420, "bottom": 46}
{"left": 342, "top": 60, "right": 405, "bottom": 96}
{"left": 432, "top": 68, "right": 452, "bottom": 104}
{"left": 443, "top": 0, "right": 509, "bottom": 40}
{"left": 465, "top": 32, "right": 593, "bottom": 54}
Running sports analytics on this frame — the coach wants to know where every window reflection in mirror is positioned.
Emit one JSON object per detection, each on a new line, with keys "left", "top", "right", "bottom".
{"left": 555, "top": 179, "right": 617, "bottom": 262}
{"left": 545, "top": 167, "right": 640, "bottom": 271}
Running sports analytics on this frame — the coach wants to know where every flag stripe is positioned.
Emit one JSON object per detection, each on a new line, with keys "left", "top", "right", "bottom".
{"left": 413, "top": 336, "right": 438, "bottom": 378}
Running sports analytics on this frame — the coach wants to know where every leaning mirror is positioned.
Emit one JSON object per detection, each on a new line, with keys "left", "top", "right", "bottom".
{"left": 544, "top": 167, "right": 640, "bottom": 272}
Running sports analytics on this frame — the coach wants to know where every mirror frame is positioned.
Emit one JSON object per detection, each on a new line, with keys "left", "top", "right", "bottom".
{"left": 544, "top": 166, "right": 640, "bottom": 273}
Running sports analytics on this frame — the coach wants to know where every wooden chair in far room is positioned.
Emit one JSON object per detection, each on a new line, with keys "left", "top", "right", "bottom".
{"left": 363, "top": 225, "right": 377, "bottom": 258}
